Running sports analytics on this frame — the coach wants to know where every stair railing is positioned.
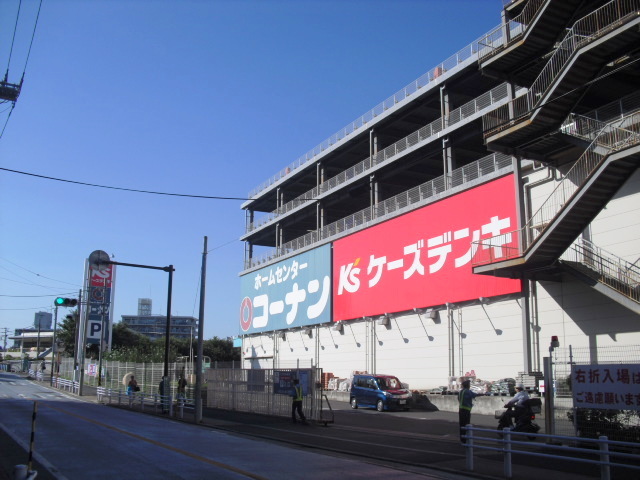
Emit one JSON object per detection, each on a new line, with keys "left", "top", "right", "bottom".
{"left": 473, "top": 112, "right": 640, "bottom": 267}
{"left": 562, "top": 238, "right": 640, "bottom": 303}
{"left": 484, "top": 0, "right": 640, "bottom": 136}
{"left": 478, "top": 0, "right": 546, "bottom": 61}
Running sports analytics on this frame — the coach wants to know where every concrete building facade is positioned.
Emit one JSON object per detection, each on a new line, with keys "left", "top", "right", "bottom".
{"left": 238, "top": 0, "right": 640, "bottom": 391}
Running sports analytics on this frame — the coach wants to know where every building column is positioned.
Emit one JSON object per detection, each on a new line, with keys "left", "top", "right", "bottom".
{"left": 316, "top": 162, "right": 325, "bottom": 232}
{"left": 316, "top": 201, "right": 324, "bottom": 231}
{"left": 244, "top": 241, "right": 253, "bottom": 269}
{"left": 369, "top": 128, "right": 378, "bottom": 166}
{"left": 513, "top": 155, "right": 533, "bottom": 372}
{"left": 440, "top": 86, "right": 454, "bottom": 188}
{"left": 501, "top": 9, "right": 511, "bottom": 47}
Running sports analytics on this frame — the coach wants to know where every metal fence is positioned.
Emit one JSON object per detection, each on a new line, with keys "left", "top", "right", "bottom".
{"left": 550, "top": 345, "right": 640, "bottom": 440}
{"left": 54, "top": 357, "right": 222, "bottom": 401}
{"left": 246, "top": 152, "right": 514, "bottom": 270}
{"left": 247, "top": 8, "right": 527, "bottom": 199}
{"left": 248, "top": 82, "right": 512, "bottom": 233}
{"left": 247, "top": 82, "right": 513, "bottom": 235}
{"left": 205, "top": 367, "right": 324, "bottom": 421}
{"left": 464, "top": 425, "right": 640, "bottom": 479}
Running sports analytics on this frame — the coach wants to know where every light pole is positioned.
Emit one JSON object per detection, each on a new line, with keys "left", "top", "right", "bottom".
{"left": 544, "top": 335, "right": 560, "bottom": 438}
{"left": 89, "top": 251, "right": 175, "bottom": 392}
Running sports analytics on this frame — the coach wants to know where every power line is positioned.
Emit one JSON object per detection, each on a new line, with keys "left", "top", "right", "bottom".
{"left": 0, "top": 257, "right": 82, "bottom": 286}
{"left": 4, "top": 0, "right": 22, "bottom": 78}
{"left": 21, "top": 0, "right": 43, "bottom": 84}
{"left": 0, "top": 293, "right": 76, "bottom": 298}
{"left": 0, "top": 167, "right": 254, "bottom": 200}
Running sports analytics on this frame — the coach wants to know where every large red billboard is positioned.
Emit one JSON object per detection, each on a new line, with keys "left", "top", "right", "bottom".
{"left": 333, "top": 175, "right": 521, "bottom": 321}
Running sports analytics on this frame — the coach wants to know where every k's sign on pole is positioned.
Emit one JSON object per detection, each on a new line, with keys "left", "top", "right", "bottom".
{"left": 85, "top": 260, "right": 115, "bottom": 347}
{"left": 333, "top": 175, "right": 521, "bottom": 321}
{"left": 239, "top": 244, "right": 331, "bottom": 335}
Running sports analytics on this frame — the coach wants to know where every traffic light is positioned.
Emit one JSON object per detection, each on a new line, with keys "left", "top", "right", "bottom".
{"left": 54, "top": 297, "right": 77, "bottom": 307}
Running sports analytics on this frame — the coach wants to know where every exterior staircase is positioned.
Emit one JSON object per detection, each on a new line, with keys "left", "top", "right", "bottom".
{"left": 473, "top": 112, "right": 640, "bottom": 277}
{"left": 559, "top": 238, "right": 640, "bottom": 314}
{"left": 483, "top": 0, "right": 640, "bottom": 153}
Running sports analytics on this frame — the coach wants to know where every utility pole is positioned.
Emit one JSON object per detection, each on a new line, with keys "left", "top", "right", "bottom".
{"left": 195, "top": 236, "right": 207, "bottom": 423}
{"left": 50, "top": 307, "right": 58, "bottom": 386}
{"left": 0, "top": 327, "right": 8, "bottom": 351}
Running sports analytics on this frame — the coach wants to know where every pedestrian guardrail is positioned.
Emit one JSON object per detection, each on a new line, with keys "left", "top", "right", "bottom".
{"left": 462, "top": 425, "right": 640, "bottom": 479}
{"left": 96, "top": 387, "right": 196, "bottom": 419}
{"left": 52, "top": 377, "right": 79, "bottom": 394}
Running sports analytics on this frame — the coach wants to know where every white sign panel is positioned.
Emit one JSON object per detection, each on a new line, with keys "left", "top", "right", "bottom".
{"left": 571, "top": 364, "right": 640, "bottom": 410}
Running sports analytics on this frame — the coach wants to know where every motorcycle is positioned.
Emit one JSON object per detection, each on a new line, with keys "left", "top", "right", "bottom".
{"left": 495, "top": 397, "right": 541, "bottom": 440}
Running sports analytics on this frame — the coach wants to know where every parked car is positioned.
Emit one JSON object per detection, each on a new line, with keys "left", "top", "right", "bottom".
{"left": 428, "top": 386, "right": 448, "bottom": 395}
{"left": 350, "top": 374, "right": 411, "bottom": 412}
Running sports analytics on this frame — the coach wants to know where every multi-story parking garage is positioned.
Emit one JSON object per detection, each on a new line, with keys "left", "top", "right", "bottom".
{"left": 237, "top": 0, "right": 640, "bottom": 391}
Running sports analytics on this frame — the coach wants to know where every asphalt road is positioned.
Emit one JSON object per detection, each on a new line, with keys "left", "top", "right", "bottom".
{"left": 2, "top": 373, "right": 638, "bottom": 480}
{"left": 0, "top": 372, "right": 466, "bottom": 480}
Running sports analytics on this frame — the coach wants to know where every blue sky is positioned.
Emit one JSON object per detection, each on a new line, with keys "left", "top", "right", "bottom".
{"left": 0, "top": 0, "right": 503, "bottom": 342}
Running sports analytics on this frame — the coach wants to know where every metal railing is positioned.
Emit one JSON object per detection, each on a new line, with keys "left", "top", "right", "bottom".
{"left": 96, "top": 386, "right": 188, "bottom": 417}
{"left": 478, "top": 0, "right": 545, "bottom": 61}
{"left": 247, "top": 83, "right": 513, "bottom": 233}
{"left": 463, "top": 425, "right": 640, "bottom": 479}
{"left": 246, "top": 152, "right": 513, "bottom": 270}
{"left": 561, "top": 238, "right": 640, "bottom": 303}
{"left": 245, "top": 15, "right": 524, "bottom": 200}
{"left": 472, "top": 113, "right": 640, "bottom": 267}
{"left": 52, "top": 377, "right": 80, "bottom": 394}
{"left": 483, "top": 0, "right": 640, "bottom": 137}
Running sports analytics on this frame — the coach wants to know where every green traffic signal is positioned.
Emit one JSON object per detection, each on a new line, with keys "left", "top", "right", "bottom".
{"left": 54, "top": 297, "right": 77, "bottom": 307}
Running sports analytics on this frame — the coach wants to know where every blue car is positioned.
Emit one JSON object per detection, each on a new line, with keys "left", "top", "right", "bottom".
{"left": 350, "top": 374, "right": 411, "bottom": 412}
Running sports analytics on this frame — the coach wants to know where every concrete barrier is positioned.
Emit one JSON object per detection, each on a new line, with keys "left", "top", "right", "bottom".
{"left": 323, "top": 390, "right": 544, "bottom": 416}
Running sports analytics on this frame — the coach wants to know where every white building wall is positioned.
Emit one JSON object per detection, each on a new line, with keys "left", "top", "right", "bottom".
{"left": 536, "top": 277, "right": 640, "bottom": 351}
{"left": 589, "top": 169, "right": 640, "bottom": 261}
{"left": 314, "top": 321, "right": 368, "bottom": 379}
{"left": 373, "top": 312, "right": 448, "bottom": 390}
{"left": 241, "top": 167, "right": 640, "bottom": 391}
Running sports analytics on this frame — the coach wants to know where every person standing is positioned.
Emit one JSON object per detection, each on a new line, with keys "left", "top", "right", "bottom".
{"left": 127, "top": 376, "right": 138, "bottom": 395}
{"left": 458, "top": 380, "right": 482, "bottom": 443}
{"left": 291, "top": 378, "right": 307, "bottom": 424}
{"left": 177, "top": 374, "right": 188, "bottom": 404}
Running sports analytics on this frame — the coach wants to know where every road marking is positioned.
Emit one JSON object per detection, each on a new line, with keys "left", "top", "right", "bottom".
{"left": 42, "top": 403, "right": 269, "bottom": 480}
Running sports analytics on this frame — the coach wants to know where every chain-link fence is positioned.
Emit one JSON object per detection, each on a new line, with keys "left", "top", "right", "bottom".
{"left": 55, "top": 357, "right": 239, "bottom": 401}
{"left": 551, "top": 345, "right": 640, "bottom": 441}
{"left": 205, "top": 367, "right": 324, "bottom": 421}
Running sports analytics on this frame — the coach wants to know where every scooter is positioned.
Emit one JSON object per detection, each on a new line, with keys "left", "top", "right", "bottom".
{"left": 495, "top": 398, "right": 541, "bottom": 440}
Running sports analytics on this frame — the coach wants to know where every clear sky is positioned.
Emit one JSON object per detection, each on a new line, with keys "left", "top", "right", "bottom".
{"left": 0, "top": 0, "right": 503, "bottom": 343}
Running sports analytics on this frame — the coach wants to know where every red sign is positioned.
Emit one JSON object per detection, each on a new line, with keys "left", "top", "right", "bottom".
{"left": 90, "top": 264, "right": 113, "bottom": 287}
{"left": 333, "top": 175, "right": 521, "bottom": 320}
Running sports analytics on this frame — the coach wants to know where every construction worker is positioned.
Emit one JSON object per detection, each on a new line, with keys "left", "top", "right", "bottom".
{"left": 291, "top": 378, "right": 307, "bottom": 424}
{"left": 458, "top": 379, "right": 483, "bottom": 443}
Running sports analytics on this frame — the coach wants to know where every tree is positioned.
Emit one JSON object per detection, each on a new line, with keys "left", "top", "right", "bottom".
{"left": 112, "top": 323, "right": 150, "bottom": 350}
{"left": 203, "top": 337, "right": 239, "bottom": 362}
{"left": 56, "top": 310, "right": 78, "bottom": 357}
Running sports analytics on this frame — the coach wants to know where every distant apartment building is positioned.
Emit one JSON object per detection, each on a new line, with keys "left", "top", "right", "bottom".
{"left": 121, "top": 298, "right": 197, "bottom": 341}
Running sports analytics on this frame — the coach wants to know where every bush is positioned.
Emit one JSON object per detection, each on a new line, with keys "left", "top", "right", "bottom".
{"left": 568, "top": 408, "right": 640, "bottom": 443}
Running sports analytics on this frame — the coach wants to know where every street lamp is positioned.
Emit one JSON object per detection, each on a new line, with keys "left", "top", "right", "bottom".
{"left": 89, "top": 250, "right": 175, "bottom": 393}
